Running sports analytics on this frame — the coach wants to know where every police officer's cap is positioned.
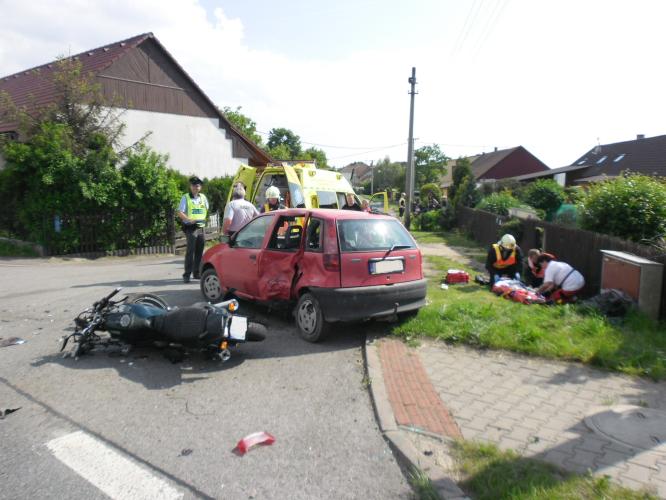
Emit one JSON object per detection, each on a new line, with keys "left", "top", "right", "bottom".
{"left": 189, "top": 176, "right": 203, "bottom": 185}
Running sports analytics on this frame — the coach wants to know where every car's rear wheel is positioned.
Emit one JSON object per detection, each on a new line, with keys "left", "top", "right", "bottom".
{"left": 201, "top": 268, "right": 223, "bottom": 301}
{"left": 295, "top": 292, "right": 329, "bottom": 342}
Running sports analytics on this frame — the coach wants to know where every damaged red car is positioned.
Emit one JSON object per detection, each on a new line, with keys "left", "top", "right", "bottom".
{"left": 199, "top": 209, "right": 426, "bottom": 342}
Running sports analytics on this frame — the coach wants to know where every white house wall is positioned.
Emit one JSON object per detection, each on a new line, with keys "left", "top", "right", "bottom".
{"left": 115, "top": 108, "right": 248, "bottom": 179}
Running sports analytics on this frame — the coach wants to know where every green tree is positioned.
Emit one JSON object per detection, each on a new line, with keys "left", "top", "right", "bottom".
{"left": 420, "top": 183, "right": 442, "bottom": 201}
{"left": 579, "top": 173, "right": 666, "bottom": 243}
{"left": 476, "top": 191, "right": 523, "bottom": 216}
{"left": 372, "top": 157, "right": 406, "bottom": 191}
{"left": 221, "top": 106, "right": 263, "bottom": 146}
{"left": 203, "top": 176, "right": 233, "bottom": 214}
{"left": 267, "top": 127, "right": 301, "bottom": 159}
{"left": 414, "top": 144, "right": 448, "bottom": 187}
{"left": 448, "top": 158, "right": 473, "bottom": 202}
{"left": 302, "top": 146, "right": 329, "bottom": 169}
{"left": 518, "top": 179, "right": 565, "bottom": 220}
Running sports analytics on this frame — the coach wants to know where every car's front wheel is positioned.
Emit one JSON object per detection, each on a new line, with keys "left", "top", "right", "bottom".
{"left": 200, "top": 268, "right": 223, "bottom": 301}
{"left": 295, "top": 292, "right": 329, "bottom": 342}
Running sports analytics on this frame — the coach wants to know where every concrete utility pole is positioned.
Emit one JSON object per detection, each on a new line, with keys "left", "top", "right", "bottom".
{"left": 404, "top": 67, "right": 417, "bottom": 228}
{"left": 370, "top": 160, "right": 375, "bottom": 194}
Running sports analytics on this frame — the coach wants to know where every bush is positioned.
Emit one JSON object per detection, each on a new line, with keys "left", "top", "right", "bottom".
{"left": 419, "top": 210, "right": 442, "bottom": 231}
{"left": 419, "top": 183, "right": 441, "bottom": 201}
{"left": 204, "top": 176, "right": 233, "bottom": 214}
{"left": 579, "top": 174, "right": 666, "bottom": 243}
{"left": 498, "top": 217, "right": 524, "bottom": 242}
{"left": 518, "top": 179, "right": 565, "bottom": 220}
{"left": 476, "top": 192, "right": 524, "bottom": 216}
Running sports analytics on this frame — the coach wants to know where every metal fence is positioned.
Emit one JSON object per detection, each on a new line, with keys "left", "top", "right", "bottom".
{"left": 457, "top": 207, "right": 666, "bottom": 318}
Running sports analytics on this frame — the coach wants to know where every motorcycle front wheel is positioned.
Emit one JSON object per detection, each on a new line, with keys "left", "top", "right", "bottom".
{"left": 124, "top": 293, "right": 169, "bottom": 310}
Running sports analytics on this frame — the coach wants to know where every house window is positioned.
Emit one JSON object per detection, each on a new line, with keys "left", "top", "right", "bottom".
{"left": 596, "top": 155, "right": 607, "bottom": 164}
{"left": 613, "top": 154, "right": 626, "bottom": 162}
{"left": 577, "top": 159, "right": 587, "bottom": 165}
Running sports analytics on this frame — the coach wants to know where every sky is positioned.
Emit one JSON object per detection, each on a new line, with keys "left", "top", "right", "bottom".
{"left": 1, "top": 0, "right": 666, "bottom": 169}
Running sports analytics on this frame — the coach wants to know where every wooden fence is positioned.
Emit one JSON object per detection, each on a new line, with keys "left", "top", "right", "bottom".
{"left": 457, "top": 207, "right": 666, "bottom": 318}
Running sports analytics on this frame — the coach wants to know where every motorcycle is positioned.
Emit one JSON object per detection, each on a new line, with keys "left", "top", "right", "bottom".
{"left": 61, "top": 288, "right": 265, "bottom": 361}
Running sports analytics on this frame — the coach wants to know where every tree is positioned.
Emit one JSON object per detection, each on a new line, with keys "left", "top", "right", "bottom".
{"left": 448, "top": 158, "right": 474, "bottom": 202}
{"left": 221, "top": 106, "right": 263, "bottom": 146}
{"left": 371, "top": 157, "right": 405, "bottom": 192}
{"left": 476, "top": 191, "right": 523, "bottom": 216}
{"left": 579, "top": 174, "right": 666, "bottom": 243}
{"left": 414, "top": 144, "right": 448, "bottom": 187}
{"left": 440, "top": 157, "right": 479, "bottom": 229}
{"left": 267, "top": 127, "right": 301, "bottom": 159}
{"left": 518, "top": 179, "right": 565, "bottom": 220}
{"left": 302, "top": 146, "right": 329, "bottom": 169}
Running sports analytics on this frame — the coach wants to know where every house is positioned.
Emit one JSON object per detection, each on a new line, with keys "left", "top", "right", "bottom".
{"left": 440, "top": 146, "right": 549, "bottom": 192}
{"left": 0, "top": 33, "right": 271, "bottom": 177}
{"left": 339, "top": 161, "right": 372, "bottom": 188}
{"left": 513, "top": 134, "right": 666, "bottom": 186}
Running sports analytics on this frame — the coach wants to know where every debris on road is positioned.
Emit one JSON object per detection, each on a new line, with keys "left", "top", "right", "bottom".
{"left": 234, "top": 432, "right": 275, "bottom": 455}
{"left": 0, "top": 337, "right": 26, "bottom": 348}
{"left": 0, "top": 407, "right": 21, "bottom": 419}
{"left": 179, "top": 448, "right": 193, "bottom": 457}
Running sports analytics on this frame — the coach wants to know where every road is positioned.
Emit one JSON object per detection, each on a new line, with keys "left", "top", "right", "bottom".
{"left": 0, "top": 255, "right": 411, "bottom": 499}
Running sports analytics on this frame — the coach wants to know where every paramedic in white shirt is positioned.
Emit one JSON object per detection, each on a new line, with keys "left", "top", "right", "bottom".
{"left": 536, "top": 254, "right": 585, "bottom": 303}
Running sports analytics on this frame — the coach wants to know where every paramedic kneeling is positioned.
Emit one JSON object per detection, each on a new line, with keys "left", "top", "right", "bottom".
{"left": 536, "top": 254, "right": 585, "bottom": 303}
{"left": 485, "top": 234, "right": 523, "bottom": 284}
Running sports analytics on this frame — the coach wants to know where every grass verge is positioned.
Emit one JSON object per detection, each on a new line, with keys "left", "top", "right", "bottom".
{"left": 452, "top": 440, "right": 656, "bottom": 499}
{"left": 397, "top": 233, "right": 666, "bottom": 380}
{"left": 408, "top": 468, "right": 441, "bottom": 500}
{"left": 0, "top": 239, "right": 39, "bottom": 257}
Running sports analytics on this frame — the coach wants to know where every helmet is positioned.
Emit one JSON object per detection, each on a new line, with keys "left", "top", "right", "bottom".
{"left": 499, "top": 234, "right": 516, "bottom": 249}
{"left": 265, "top": 186, "right": 280, "bottom": 199}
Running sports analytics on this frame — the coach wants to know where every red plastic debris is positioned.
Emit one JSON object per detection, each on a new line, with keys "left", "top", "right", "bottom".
{"left": 235, "top": 431, "right": 276, "bottom": 455}
{"left": 444, "top": 269, "right": 469, "bottom": 284}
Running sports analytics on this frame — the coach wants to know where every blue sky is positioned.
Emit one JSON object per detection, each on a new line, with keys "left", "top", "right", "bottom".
{"left": 2, "top": 0, "right": 666, "bottom": 169}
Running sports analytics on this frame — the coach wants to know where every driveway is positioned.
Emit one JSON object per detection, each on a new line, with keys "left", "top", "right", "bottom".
{"left": 0, "top": 255, "right": 411, "bottom": 499}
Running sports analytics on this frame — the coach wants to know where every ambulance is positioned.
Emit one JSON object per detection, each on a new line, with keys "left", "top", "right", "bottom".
{"left": 228, "top": 162, "right": 389, "bottom": 212}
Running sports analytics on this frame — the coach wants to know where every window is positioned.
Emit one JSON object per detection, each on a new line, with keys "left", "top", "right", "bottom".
{"left": 317, "top": 191, "right": 338, "bottom": 209}
{"left": 337, "top": 219, "right": 416, "bottom": 252}
{"left": 305, "top": 218, "right": 323, "bottom": 252}
{"left": 234, "top": 215, "right": 274, "bottom": 249}
{"left": 267, "top": 215, "right": 304, "bottom": 251}
{"left": 254, "top": 174, "right": 288, "bottom": 208}
{"left": 596, "top": 155, "right": 607, "bottom": 164}
{"left": 577, "top": 158, "right": 587, "bottom": 165}
{"left": 613, "top": 154, "right": 626, "bottom": 162}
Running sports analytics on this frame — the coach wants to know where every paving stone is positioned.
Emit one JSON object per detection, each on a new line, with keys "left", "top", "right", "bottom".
{"left": 574, "top": 436, "right": 612, "bottom": 454}
{"left": 626, "top": 451, "right": 662, "bottom": 470}
{"left": 595, "top": 448, "right": 635, "bottom": 468}
{"left": 541, "top": 449, "right": 575, "bottom": 469}
{"left": 622, "top": 463, "right": 658, "bottom": 483}
{"left": 568, "top": 449, "right": 603, "bottom": 469}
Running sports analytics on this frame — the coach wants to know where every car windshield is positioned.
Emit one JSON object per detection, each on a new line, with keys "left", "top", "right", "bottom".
{"left": 337, "top": 219, "right": 415, "bottom": 252}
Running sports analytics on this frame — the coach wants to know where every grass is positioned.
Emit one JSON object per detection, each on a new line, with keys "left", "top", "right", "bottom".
{"left": 412, "top": 229, "right": 478, "bottom": 247}
{"left": 451, "top": 440, "right": 656, "bottom": 499}
{"left": 408, "top": 468, "right": 441, "bottom": 500}
{"left": 396, "top": 232, "right": 666, "bottom": 380}
{"left": 0, "top": 239, "right": 39, "bottom": 257}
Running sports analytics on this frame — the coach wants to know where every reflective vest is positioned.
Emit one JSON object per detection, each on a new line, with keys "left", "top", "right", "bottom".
{"left": 263, "top": 202, "right": 285, "bottom": 212}
{"left": 492, "top": 244, "right": 516, "bottom": 269}
{"left": 186, "top": 193, "right": 208, "bottom": 227}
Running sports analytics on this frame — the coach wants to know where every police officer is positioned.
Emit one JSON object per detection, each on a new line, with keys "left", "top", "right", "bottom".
{"left": 260, "top": 186, "right": 285, "bottom": 213}
{"left": 178, "top": 176, "right": 208, "bottom": 283}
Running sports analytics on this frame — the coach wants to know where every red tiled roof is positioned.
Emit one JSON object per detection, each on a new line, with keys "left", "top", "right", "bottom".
{"left": 0, "top": 33, "right": 152, "bottom": 133}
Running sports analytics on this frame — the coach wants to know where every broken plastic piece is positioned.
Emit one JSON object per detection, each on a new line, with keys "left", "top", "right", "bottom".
{"left": 235, "top": 432, "right": 275, "bottom": 455}
{"left": 0, "top": 407, "right": 21, "bottom": 419}
{"left": 0, "top": 337, "right": 26, "bottom": 348}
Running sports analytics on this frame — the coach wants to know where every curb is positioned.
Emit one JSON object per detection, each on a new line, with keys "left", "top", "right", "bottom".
{"left": 364, "top": 334, "right": 468, "bottom": 500}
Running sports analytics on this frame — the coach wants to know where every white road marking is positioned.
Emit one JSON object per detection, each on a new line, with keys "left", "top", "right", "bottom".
{"left": 46, "top": 431, "right": 183, "bottom": 500}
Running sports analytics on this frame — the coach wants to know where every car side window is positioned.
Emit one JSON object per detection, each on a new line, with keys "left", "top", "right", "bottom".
{"left": 305, "top": 218, "right": 323, "bottom": 252}
{"left": 267, "top": 216, "right": 303, "bottom": 251}
{"left": 234, "top": 215, "right": 274, "bottom": 249}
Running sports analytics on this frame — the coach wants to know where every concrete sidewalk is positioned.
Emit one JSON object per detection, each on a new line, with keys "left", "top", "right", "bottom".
{"left": 365, "top": 336, "right": 666, "bottom": 498}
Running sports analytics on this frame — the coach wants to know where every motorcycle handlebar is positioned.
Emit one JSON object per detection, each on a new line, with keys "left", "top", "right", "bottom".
{"left": 212, "top": 299, "right": 239, "bottom": 312}
{"left": 95, "top": 287, "right": 123, "bottom": 311}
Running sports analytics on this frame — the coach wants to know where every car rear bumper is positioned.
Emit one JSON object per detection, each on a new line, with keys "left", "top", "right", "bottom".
{"left": 309, "top": 279, "right": 427, "bottom": 322}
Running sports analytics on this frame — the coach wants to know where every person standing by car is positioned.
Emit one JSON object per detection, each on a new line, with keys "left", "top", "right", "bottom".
{"left": 398, "top": 193, "right": 406, "bottom": 218}
{"left": 223, "top": 183, "right": 259, "bottom": 236}
{"left": 178, "top": 176, "right": 208, "bottom": 283}
{"left": 260, "top": 186, "right": 285, "bottom": 213}
{"left": 485, "top": 234, "right": 523, "bottom": 284}
{"left": 536, "top": 254, "right": 585, "bottom": 303}
{"left": 341, "top": 193, "right": 362, "bottom": 211}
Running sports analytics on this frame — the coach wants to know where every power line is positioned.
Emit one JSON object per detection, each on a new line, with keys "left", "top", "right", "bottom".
{"left": 328, "top": 142, "right": 408, "bottom": 161}
{"left": 474, "top": 0, "right": 509, "bottom": 58}
{"left": 451, "top": 0, "right": 485, "bottom": 57}
{"left": 256, "top": 129, "right": 403, "bottom": 150}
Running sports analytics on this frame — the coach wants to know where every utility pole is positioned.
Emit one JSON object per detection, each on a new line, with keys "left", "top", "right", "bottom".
{"left": 370, "top": 160, "right": 375, "bottom": 194}
{"left": 404, "top": 67, "right": 417, "bottom": 228}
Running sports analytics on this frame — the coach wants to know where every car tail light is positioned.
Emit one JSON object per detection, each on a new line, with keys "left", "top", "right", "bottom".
{"left": 323, "top": 220, "right": 340, "bottom": 272}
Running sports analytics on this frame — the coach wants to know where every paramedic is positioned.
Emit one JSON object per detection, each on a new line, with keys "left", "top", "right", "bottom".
{"left": 260, "top": 186, "right": 285, "bottom": 213}
{"left": 536, "top": 255, "right": 585, "bottom": 303}
{"left": 485, "top": 234, "right": 523, "bottom": 284}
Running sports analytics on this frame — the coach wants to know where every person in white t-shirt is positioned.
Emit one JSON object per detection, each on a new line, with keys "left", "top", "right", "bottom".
{"left": 536, "top": 254, "right": 585, "bottom": 303}
{"left": 223, "top": 183, "right": 259, "bottom": 235}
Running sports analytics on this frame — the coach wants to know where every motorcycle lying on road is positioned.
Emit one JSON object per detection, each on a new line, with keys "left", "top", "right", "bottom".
{"left": 61, "top": 288, "right": 265, "bottom": 361}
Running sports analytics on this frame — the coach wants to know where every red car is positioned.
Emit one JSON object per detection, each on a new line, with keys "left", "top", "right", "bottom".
{"left": 199, "top": 209, "right": 426, "bottom": 342}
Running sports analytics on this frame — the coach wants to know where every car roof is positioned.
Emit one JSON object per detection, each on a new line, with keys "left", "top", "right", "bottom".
{"left": 274, "top": 208, "right": 396, "bottom": 221}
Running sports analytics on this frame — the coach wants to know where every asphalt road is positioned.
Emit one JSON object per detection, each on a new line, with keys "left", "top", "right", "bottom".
{"left": 0, "top": 255, "right": 411, "bottom": 500}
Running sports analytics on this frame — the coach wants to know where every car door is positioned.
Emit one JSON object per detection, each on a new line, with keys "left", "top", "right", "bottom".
{"left": 223, "top": 214, "right": 275, "bottom": 299}
{"left": 283, "top": 165, "right": 306, "bottom": 208}
{"left": 369, "top": 192, "right": 389, "bottom": 213}
{"left": 256, "top": 212, "right": 307, "bottom": 300}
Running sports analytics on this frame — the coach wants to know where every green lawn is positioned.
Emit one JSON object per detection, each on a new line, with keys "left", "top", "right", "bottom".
{"left": 398, "top": 232, "right": 666, "bottom": 380}
{"left": 452, "top": 440, "right": 656, "bottom": 500}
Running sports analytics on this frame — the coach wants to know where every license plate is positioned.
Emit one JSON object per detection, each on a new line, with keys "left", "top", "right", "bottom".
{"left": 370, "top": 259, "right": 404, "bottom": 274}
{"left": 229, "top": 316, "right": 247, "bottom": 341}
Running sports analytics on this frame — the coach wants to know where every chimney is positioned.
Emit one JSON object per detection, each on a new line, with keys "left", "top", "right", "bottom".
{"left": 494, "top": 147, "right": 498, "bottom": 152}
{"left": 637, "top": 134, "right": 645, "bottom": 140}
